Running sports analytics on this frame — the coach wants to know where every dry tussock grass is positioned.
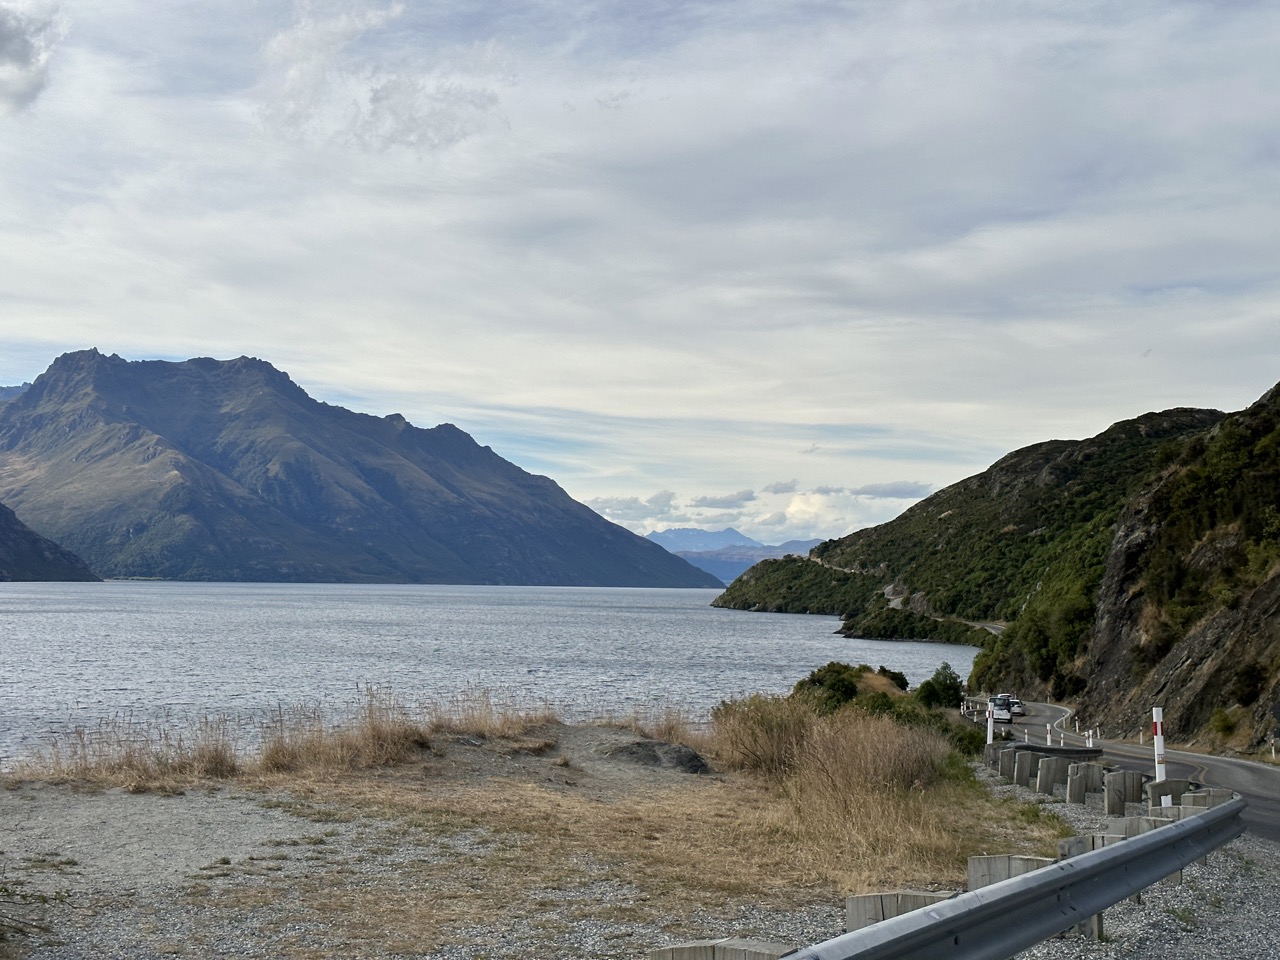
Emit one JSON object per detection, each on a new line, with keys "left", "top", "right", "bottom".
{"left": 10, "top": 687, "right": 1068, "bottom": 948}
{"left": 14, "top": 716, "right": 242, "bottom": 792}
{"left": 421, "top": 686, "right": 561, "bottom": 739}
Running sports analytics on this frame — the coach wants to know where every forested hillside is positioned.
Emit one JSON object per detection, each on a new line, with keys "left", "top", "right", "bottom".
{"left": 715, "top": 389, "right": 1280, "bottom": 747}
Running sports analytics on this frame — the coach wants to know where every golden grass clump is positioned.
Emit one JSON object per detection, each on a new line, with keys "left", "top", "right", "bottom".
{"left": 421, "top": 685, "right": 560, "bottom": 739}
{"left": 15, "top": 716, "right": 241, "bottom": 791}
{"left": 257, "top": 694, "right": 430, "bottom": 774}
{"left": 702, "top": 693, "right": 1006, "bottom": 890}
{"left": 708, "top": 692, "right": 819, "bottom": 780}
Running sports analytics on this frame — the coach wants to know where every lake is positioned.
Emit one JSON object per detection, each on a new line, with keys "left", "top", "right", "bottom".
{"left": 0, "top": 582, "right": 978, "bottom": 765}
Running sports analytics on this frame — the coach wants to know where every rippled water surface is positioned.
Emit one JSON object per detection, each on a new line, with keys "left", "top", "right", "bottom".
{"left": 1, "top": 582, "right": 978, "bottom": 762}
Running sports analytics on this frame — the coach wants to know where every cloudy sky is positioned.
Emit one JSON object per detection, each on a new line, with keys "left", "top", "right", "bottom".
{"left": 1, "top": 1, "right": 1278, "bottom": 544}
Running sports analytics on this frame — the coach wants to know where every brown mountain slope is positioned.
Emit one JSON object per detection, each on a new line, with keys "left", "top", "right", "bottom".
{"left": 0, "top": 499, "right": 99, "bottom": 581}
{"left": 0, "top": 350, "right": 719, "bottom": 587}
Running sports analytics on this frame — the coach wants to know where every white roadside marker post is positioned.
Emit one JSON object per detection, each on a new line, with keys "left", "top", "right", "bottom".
{"left": 1046, "top": 723, "right": 1052, "bottom": 746}
{"left": 1153, "top": 706, "right": 1167, "bottom": 783}
{"left": 986, "top": 704, "right": 994, "bottom": 745}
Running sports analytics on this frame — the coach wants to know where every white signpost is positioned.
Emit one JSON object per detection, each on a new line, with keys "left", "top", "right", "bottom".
{"left": 1152, "top": 706, "right": 1167, "bottom": 783}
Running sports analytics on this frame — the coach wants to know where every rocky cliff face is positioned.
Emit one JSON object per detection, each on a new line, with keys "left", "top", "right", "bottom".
{"left": 1079, "top": 390, "right": 1280, "bottom": 747}
{"left": 0, "top": 350, "right": 720, "bottom": 587}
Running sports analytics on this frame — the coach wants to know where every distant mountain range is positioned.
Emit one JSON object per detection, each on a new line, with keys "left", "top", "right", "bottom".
{"left": 647, "top": 527, "right": 822, "bottom": 585}
{"left": 0, "top": 350, "right": 720, "bottom": 587}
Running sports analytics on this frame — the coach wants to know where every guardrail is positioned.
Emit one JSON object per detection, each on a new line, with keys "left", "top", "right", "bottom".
{"left": 785, "top": 795, "right": 1246, "bottom": 960}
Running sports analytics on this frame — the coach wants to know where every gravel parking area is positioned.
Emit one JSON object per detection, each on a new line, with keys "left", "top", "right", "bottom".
{"left": 3, "top": 762, "right": 1276, "bottom": 959}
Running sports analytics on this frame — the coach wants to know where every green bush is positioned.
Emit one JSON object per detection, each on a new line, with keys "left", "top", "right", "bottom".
{"left": 915, "top": 662, "right": 964, "bottom": 709}
{"left": 793, "top": 661, "right": 865, "bottom": 714}
{"left": 877, "top": 665, "right": 909, "bottom": 691}
{"left": 1209, "top": 707, "right": 1237, "bottom": 737}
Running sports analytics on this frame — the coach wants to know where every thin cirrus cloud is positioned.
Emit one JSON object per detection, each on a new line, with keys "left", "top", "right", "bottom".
{"left": 1, "top": 1, "right": 1279, "bottom": 545}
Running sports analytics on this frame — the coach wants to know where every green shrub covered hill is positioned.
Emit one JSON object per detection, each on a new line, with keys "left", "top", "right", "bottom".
{"left": 714, "top": 383, "right": 1280, "bottom": 748}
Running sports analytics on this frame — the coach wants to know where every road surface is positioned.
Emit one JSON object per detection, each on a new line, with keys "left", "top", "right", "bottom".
{"left": 1011, "top": 701, "right": 1280, "bottom": 842}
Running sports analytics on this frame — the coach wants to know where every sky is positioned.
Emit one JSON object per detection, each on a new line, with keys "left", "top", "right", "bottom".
{"left": 1, "top": 1, "right": 1279, "bottom": 545}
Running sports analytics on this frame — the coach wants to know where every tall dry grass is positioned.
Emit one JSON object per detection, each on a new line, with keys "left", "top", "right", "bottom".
{"left": 256, "top": 695, "right": 430, "bottom": 774}
{"left": 705, "top": 694, "right": 987, "bottom": 888}
{"left": 420, "top": 685, "right": 560, "bottom": 739}
{"left": 710, "top": 692, "right": 819, "bottom": 780}
{"left": 18, "top": 715, "right": 242, "bottom": 792}
{"left": 10, "top": 687, "right": 560, "bottom": 787}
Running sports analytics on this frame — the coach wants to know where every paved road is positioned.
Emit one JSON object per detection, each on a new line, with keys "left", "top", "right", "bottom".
{"left": 1013, "top": 701, "right": 1280, "bottom": 842}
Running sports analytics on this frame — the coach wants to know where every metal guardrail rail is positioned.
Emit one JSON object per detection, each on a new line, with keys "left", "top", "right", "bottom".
{"left": 789, "top": 796, "right": 1246, "bottom": 960}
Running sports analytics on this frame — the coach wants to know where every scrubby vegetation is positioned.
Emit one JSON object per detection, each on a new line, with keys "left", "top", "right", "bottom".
{"left": 714, "top": 401, "right": 1280, "bottom": 705}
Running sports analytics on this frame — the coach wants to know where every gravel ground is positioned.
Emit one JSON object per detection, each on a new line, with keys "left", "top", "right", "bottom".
{"left": 977, "top": 765, "right": 1280, "bottom": 960}
{"left": 3, "top": 764, "right": 1276, "bottom": 959}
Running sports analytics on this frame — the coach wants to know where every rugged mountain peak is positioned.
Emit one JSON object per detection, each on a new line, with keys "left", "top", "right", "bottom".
{"left": 0, "top": 353, "right": 720, "bottom": 588}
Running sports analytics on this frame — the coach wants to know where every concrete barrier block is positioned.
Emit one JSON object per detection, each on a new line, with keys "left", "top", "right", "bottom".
{"left": 846, "top": 891, "right": 954, "bottom": 931}
{"left": 1014, "top": 751, "right": 1047, "bottom": 788}
{"left": 650, "top": 939, "right": 725, "bottom": 960}
{"left": 715, "top": 938, "right": 799, "bottom": 960}
{"left": 998, "top": 747, "right": 1017, "bottom": 781}
{"left": 1103, "top": 770, "right": 1147, "bottom": 814}
{"left": 1036, "top": 756, "right": 1070, "bottom": 795}
{"left": 1182, "top": 787, "right": 1233, "bottom": 808}
{"left": 968, "top": 854, "right": 1053, "bottom": 889}
{"left": 1145, "top": 778, "right": 1193, "bottom": 809}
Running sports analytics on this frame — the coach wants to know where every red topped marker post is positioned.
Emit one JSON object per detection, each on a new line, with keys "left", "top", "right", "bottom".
{"left": 1152, "top": 706, "right": 1167, "bottom": 783}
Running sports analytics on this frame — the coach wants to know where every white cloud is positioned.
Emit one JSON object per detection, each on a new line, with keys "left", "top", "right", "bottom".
{"left": 689, "top": 489, "right": 757, "bottom": 510}
{"left": 0, "top": 2, "right": 60, "bottom": 112}
{"left": 850, "top": 481, "right": 935, "bottom": 500}
{"left": 258, "top": 1, "right": 508, "bottom": 152}
{"left": 2, "top": 1, "right": 1279, "bottom": 546}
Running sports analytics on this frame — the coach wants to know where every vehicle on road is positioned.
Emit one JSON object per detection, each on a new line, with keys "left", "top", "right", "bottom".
{"left": 988, "top": 695, "right": 1013, "bottom": 724}
{"left": 1009, "top": 697, "right": 1026, "bottom": 716}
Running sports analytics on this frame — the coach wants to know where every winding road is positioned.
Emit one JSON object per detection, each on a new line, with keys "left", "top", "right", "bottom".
{"left": 1016, "top": 701, "right": 1280, "bottom": 842}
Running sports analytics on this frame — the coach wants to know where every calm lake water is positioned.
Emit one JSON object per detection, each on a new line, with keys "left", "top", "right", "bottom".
{"left": 0, "top": 582, "right": 978, "bottom": 764}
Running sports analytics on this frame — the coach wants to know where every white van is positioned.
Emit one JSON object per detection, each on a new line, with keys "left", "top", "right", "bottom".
{"left": 988, "top": 695, "right": 1013, "bottom": 724}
